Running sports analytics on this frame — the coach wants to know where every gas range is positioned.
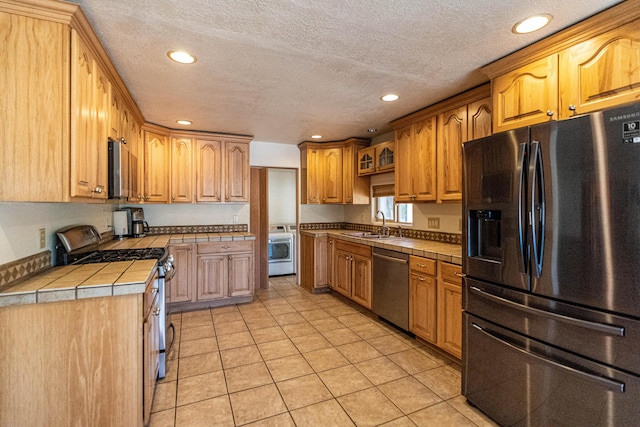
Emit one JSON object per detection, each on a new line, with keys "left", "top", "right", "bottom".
{"left": 72, "top": 247, "right": 167, "bottom": 265}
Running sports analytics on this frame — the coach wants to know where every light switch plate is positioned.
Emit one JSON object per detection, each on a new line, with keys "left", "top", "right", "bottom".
{"left": 427, "top": 217, "right": 440, "bottom": 229}
{"left": 39, "top": 228, "right": 45, "bottom": 249}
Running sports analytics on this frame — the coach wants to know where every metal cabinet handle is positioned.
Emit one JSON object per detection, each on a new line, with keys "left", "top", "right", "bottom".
{"left": 454, "top": 272, "right": 466, "bottom": 277}
{"left": 546, "top": 110, "right": 554, "bottom": 117}
{"left": 417, "top": 263, "right": 427, "bottom": 267}
{"left": 416, "top": 277, "right": 426, "bottom": 282}
{"left": 568, "top": 104, "right": 577, "bottom": 111}
{"left": 153, "top": 307, "right": 161, "bottom": 316}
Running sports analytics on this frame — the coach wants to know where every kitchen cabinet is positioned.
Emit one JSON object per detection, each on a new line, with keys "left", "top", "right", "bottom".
{"left": 70, "top": 31, "right": 111, "bottom": 200}
{"left": 394, "top": 117, "right": 438, "bottom": 203}
{"left": 0, "top": 285, "right": 153, "bottom": 425}
{"left": 491, "top": 56, "right": 559, "bottom": 132}
{"left": 0, "top": 3, "right": 145, "bottom": 203}
{"left": 143, "top": 128, "right": 170, "bottom": 203}
{"left": 299, "top": 138, "right": 370, "bottom": 205}
{"left": 224, "top": 141, "right": 250, "bottom": 202}
{"left": 194, "top": 138, "right": 251, "bottom": 203}
{"left": 169, "top": 240, "right": 254, "bottom": 310}
{"left": 559, "top": 21, "right": 640, "bottom": 117}
{"left": 357, "top": 141, "right": 395, "bottom": 176}
{"left": 168, "top": 244, "right": 194, "bottom": 303}
{"left": 482, "top": 3, "right": 640, "bottom": 132}
{"left": 171, "top": 137, "right": 194, "bottom": 203}
{"left": 299, "top": 233, "right": 329, "bottom": 293}
{"left": 333, "top": 240, "right": 372, "bottom": 309}
{"left": 437, "top": 261, "right": 462, "bottom": 359}
{"left": 391, "top": 84, "right": 491, "bottom": 203}
{"left": 409, "top": 256, "right": 437, "bottom": 344}
{"left": 143, "top": 271, "right": 160, "bottom": 425}
{"left": 437, "top": 96, "right": 492, "bottom": 202}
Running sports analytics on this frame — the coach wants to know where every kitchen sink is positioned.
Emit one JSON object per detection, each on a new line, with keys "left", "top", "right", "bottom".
{"left": 341, "top": 232, "right": 390, "bottom": 239}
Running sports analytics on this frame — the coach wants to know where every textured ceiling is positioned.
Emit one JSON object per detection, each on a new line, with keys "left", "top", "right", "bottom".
{"left": 71, "top": 0, "right": 620, "bottom": 144}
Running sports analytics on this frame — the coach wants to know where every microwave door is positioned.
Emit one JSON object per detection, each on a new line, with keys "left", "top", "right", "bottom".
{"left": 463, "top": 128, "right": 529, "bottom": 291}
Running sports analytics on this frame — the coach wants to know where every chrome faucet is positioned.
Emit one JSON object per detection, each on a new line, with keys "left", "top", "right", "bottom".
{"left": 377, "top": 210, "right": 390, "bottom": 237}
{"left": 398, "top": 225, "right": 403, "bottom": 238}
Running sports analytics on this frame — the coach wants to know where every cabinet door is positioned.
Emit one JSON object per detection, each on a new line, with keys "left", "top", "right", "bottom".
{"left": 394, "top": 126, "right": 414, "bottom": 202}
{"left": 171, "top": 137, "right": 193, "bottom": 203}
{"left": 350, "top": 253, "right": 372, "bottom": 309}
{"left": 196, "top": 255, "right": 226, "bottom": 300}
{"left": 438, "top": 281, "right": 462, "bottom": 358}
{"left": 560, "top": 21, "right": 640, "bottom": 118}
{"left": 70, "top": 33, "right": 95, "bottom": 198}
{"left": 327, "top": 238, "right": 335, "bottom": 289}
{"left": 168, "top": 244, "right": 193, "bottom": 303}
{"left": 94, "top": 68, "right": 110, "bottom": 198}
{"left": 410, "top": 273, "right": 437, "bottom": 343}
{"left": 492, "top": 55, "right": 558, "bottom": 132}
{"left": 225, "top": 141, "right": 249, "bottom": 202}
{"left": 413, "top": 117, "right": 437, "bottom": 202}
{"left": 228, "top": 253, "right": 254, "bottom": 297}
{"left": 467, "top": 97, "right": 492, "bottom": 140}
{"left": 196, "top": 139, "right": 222, "bottom": 202}
{"left": 333, "top": 250, "right": 352, "bottom": 298}
{"left": 357, "top": 147, "right": 375, "bottom": 175}
{"left": 144, "top": 131, "right": 170, "bottom": 203}
{"left": 304, "top": 148, "right": 322, "bottom": 204}
{"left": 321, "top": 148, "right": 343, "bottom": 203}
{"left": 437, "top": 106, "right": 466, "bottom": 202}
{"left": 376, "top": 141, "right": 395, "bottom": 173}
{"left": 299, "top": 233, "right": 315, "bottom": 292}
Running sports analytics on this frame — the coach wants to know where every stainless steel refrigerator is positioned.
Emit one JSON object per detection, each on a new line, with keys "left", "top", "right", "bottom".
{"left": 462, "top": 102, "right": 640, "bottom": 426}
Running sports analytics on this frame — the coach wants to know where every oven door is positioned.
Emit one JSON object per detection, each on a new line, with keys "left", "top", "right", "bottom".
{"left": 268, "top": 235, "right": 294, "bottom": 275}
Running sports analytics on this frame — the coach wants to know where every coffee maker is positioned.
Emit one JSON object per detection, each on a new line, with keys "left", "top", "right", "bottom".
{"left": 119, "top": 207, "right": 149, "bottom": 238}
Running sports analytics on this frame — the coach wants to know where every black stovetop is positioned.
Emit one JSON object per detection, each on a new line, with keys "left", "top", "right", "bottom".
{"left": 71, "top": 248, "right": 166, "bottom": 265}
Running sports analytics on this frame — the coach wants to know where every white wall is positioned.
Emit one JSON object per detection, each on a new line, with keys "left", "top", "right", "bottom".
{"left": 268, "top": 169, "right": 296, "bottom": 224}
{"left": 250, "top": 141, "right": 300, "bottom": 168}
{"left": 125, "top": 203, "right": 250, "bottom": 227}
{"left": 0, "top": 202, "right": 117, "bottom": 265}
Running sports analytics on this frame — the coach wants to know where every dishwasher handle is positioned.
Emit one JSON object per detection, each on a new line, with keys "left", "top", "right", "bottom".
{"left": 373, "top": 252, "right": 408, "bottom": 264}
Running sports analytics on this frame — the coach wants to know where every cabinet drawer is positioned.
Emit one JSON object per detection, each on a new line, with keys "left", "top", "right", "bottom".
{"left": 335, "top": 240, "right": 371, "bottom": 258}
{"left": 410, "top": 256, "right": 436, "bottom": 276}
{"left": 440, "top": 262, "right": 462, "bottom": 285}
{"left": 197, "top": 241, "right": 254, "bottom": 254}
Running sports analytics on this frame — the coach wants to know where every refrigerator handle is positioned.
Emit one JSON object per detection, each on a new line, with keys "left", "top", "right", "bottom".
{"left": 529, "top": 141, "right": 545, "bottom": 278}
{"left": 517, "top": 143, "right": 528, "bottom": 274}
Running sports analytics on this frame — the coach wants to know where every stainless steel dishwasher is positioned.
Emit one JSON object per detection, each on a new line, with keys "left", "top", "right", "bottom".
{"left": 372, "top": 247, "right": 409, "bottom": 330}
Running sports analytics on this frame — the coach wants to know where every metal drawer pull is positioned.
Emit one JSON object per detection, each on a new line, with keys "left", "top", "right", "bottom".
{"left": 470, "top": 286, "right": 625, "bottom": 336}
{"left": 472, "top": 322, "right": 625, "bottom": 393}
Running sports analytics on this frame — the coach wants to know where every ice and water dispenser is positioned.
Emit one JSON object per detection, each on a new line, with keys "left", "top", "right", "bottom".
{"left": 468, "top": 209, "right": 502, "bottom": 262}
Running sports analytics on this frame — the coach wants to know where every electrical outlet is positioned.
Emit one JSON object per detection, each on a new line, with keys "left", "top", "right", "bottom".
{"left": 233, "top": 215, "right": 238, "bottom": 223}
{"left": 427, "top": 217, "right": 440, "bottom": 229}
{"left": 39, "top": 228, "right": 45, "bottom": 249}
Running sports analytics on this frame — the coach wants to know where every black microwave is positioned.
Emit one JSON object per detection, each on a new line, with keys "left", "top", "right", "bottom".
{"left": 108, "top": 137, "right": 131, "bottom": 199}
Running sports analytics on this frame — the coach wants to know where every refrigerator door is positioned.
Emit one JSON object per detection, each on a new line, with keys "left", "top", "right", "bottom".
{"left": 463, "top": 127, "right": 529, "bottom": 291}
{"left": 463, "top": 313, "right": 640, "bottom": 427}
{"left": 530, "top": 103, "right": 640, "bottom": 317}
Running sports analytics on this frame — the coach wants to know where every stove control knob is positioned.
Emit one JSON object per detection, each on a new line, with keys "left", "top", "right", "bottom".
{"left": 167, "top": 255, "right": 174, "bottom": 263}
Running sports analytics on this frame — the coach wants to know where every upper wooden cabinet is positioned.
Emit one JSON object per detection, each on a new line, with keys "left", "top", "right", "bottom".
{"left": 143, "top": 129, "right": 170, "bottom": 203}
{"left": 391, "top": 85, "right": 491, "bottom": 203}
{"left": 483, "top": 2, "right": 640, "bottom": 132}
{"left": 559, "top": 20, "right": 640, "bottom": 117}
{"left": 224, "top": 141, "right": 250, "bottom": 202}
{"left": 437, "top": 96, "right": 492, "bottom": 202}
{"left": 491, "top": 56, "right": 558, "bottom": 132}
{"left": 394, "top": 117, "right": 437, "bottom": 203}
{"left": 70, "top": 31, "right": 110, "bottom": 200}
{"left": 299, "top": 138, "right": 370, "bottom": 205}
{"left": 196, "top": 139, "right": 223, "bottom": 202}
{"left": 0, "top": 2, "right": 143, "bottom": 202}
{"left": 171, "top": 137, "right": 194, "bottom": 203}
{"left": 357, "top": 141, "right": 395, "bottom": 176}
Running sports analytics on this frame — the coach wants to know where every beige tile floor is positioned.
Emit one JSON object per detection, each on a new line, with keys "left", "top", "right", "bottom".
{"left": 150, "top": 275, "right": 498, "bottom": 427}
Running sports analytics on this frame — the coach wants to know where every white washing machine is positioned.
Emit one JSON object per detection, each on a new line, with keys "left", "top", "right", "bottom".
{"left": 268, "top": 224, "right": 295, "bottom": 276}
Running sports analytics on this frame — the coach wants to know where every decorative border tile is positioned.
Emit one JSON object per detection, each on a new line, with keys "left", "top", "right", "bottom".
{"left": 300, "top": 222, "right": 461, "bottom": 245}
{"left": 148, "top": 224, "right": 248, "bottom": 234}
{"left": 0, "top": 251, "right": 51, "bottom": 290}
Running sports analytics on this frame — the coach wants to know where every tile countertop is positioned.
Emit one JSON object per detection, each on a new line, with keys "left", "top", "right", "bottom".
{"left": 301, "top": 229, "right": 462, "bottom": 265}
{"left": 0, "top": 232, "right": 255, "bottom": 308}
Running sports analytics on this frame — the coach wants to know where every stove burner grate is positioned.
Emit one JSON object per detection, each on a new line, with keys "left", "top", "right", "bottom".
{"left": 74, "top": 248, "right": 166, "bottom": 264}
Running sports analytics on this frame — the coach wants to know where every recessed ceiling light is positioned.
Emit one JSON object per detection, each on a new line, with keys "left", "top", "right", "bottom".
{"left": 381, "top": 94, "right": 399, "bottom": 102}
{"left": 512, "top": 14, "right": 552, "bottom": 34}
{"left": 167, "top": 50, "right": 197, "bottom": 64}
{"left": 368, "top": 128, "right": 378, "bottom": 133}
{"left": 311, "top": 135, "right": 322, "bottom": 139}
{"left": 176, "top": 120, "right": 192, "bottom": 125}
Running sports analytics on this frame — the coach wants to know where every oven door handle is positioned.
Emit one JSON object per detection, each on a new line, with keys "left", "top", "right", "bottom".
{"left": 163, "top": 264, "right": 176, "bottom": 282}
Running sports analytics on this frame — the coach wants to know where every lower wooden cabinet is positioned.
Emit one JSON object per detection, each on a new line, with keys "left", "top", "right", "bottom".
{"left": 409, "top": 257, "right": 462, "bottom": 358}
{"left": 299, "top": 233, "right": 328, "bottom": 293}
{"left": 168, "top": 240, "right": 255, "bottom": 310}
{"left": 143, "top": 271, "right": 160, "bottom": 425}
{"left": 331, "top": 240, "right": 372, "bottom": 309}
